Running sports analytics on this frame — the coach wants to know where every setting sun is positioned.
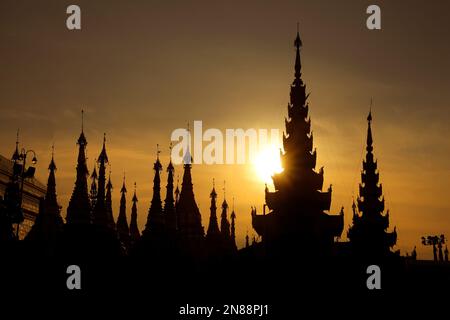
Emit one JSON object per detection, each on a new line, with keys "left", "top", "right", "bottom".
{"left": 253, "top": 145, "right": 284, "bottom": 183}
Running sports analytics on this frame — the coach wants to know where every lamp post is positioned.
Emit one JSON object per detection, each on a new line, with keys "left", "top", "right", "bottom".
{"left": 12, "top": 148, "right": 37, "bottom": 239}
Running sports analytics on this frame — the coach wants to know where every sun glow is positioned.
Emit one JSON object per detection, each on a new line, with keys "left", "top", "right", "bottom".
{"left": 253, "top": 145, "right": 284, "bottom": 184}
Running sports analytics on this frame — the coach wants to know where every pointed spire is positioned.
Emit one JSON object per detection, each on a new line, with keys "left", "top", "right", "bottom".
{"left": 129, "top": 182, "right": 140, "bottom": 244}
{"left": 12, "top": 129, "right": 20, "bottom": 161}
{"left": 164, "top": 144, "right": 177, "bottom": 231}
{"left": 121, "top": 172, "right": 127, "bottom": 194}
{"left": 176, "top": 146, "right": 204, "bottom": 240}
{"left": 66, "top": 112, "right": 91, "bottom": 224}
{"left": 98, "top": 133, "right": 109, "bottom": 164}
{"left": 93, "top": 134, "right": 109, "bottom": 227}
{"left": 132, "top": 182, "right": 138, "bottom": 203}
{"left": 77, "top": 110, "right": 87, "bottom": 146}
{"left": 25, "top": 147, "right": 63, "bottom": 243}
{"left": 48, "top": 144, "right": 56, "bottom": 171}
{"left": 145, "top": 145, "right": 164, "bottom": 233}
{"left": 220, "top": 181, "right": 230, "bottom": 240}
{"left": 347, "top": 110, "right": 397, "bottom": 256}
{"left": 45, "top": 145, "right": 59, "bottom": 210}
{"left": 206, "top": 178, "right": 220, "bottom": 238}
{"left": 117, "top": 173, "right": 130, "bottom": 249}
{"left": 366, "top": 103, "right": 373, "bottom": 152}
{"left": 294, "top": 23, "right": 302, "bottom": 81}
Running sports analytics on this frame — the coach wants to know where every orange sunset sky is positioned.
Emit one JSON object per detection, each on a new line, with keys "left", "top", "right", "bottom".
{"left": 1, "top": 0, "right": 449, "bottom": 259}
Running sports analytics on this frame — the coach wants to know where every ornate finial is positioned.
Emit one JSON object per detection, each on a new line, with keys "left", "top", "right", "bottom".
{"left": 366, "top": 103, "right": 374, "bottom": 150}
{"left": 103, "top": 132, "right": 106, "bottom": 145}
{"left": 48, "top": 143, "right": 57, "bottom": 171}
{"left": 294, "top": 24, "right": 302, "bottom": 81}
{"left": 81, "top": 109, "right": 84, "bottom": 132}
{"left": 156, "top": 143, "right": 161, "bottom": 159}
{"left": 223, "top": 180, "right": 226, "bottom": 199}
{"left": 121, "top": 171, "right": 126, "bottom": 193}
{"left": 12, "top": 128, "right": 20, "bottom": 161}
{"left": 213, "top": 178, "right": 215, "bottom": 188}
{"left": 294, "top": 23, "right": 302, "bottom": 49}
{"left": 368, "top": 98, "right": 373, "bottom": 122}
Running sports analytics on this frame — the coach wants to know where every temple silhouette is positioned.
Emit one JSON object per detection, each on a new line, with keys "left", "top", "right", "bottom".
{"left": 0, "top": 28, "right": 449, "bottom": 296}
{"left": 347, "top": 111, "right": 398, "bottom": 259}
{"left": 251, "top": 31, "right": 344, "bottom": 258}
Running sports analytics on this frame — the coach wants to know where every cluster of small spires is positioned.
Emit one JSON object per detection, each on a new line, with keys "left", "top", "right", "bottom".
{"left": 24, "top": 112, "right": 244, "bottom": 253}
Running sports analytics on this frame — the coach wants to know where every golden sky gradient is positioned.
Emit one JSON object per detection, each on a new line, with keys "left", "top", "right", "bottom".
{"left": 1, "top": 1, "right": 449, "bottom": 259}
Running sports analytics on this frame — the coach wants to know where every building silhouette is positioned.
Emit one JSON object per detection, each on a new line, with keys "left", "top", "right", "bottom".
{"left": 116, "top": 175, "right": 130, "bottom": 251}
{"left": 251, "top": 30, "right": 344, "bottom": 257}
{"left": 92, "top": 134, "right": 110, "bottom": 228}
{"left": 3, "top": 28, "right": 450, "bottom": 297}
{"left": 66, "top": 120, "right": 91, "bottom": 225}
{"left": 347, "top": 112, "right": 397, "bottom": 258}
{"left": 0, "top": 136, "right": 46, "bottom": 240}
{"left": 129, "top": 182, "right": 141, "bottom": 246}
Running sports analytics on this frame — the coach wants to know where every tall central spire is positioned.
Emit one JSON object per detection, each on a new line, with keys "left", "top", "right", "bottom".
{"left": 252, "top": 28, "right": 344, "bottom": 257}
{"left": 66, "top": 111, "right": 91, "bottom": 225}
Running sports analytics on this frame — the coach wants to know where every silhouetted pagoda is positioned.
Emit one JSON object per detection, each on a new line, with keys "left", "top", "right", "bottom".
{"left": 25, "top": 147, "right": 64, "bottom": 252}
{"left": 176, "top": 151, "right": 204, "bottom": 253}
{"left": 164, "top": 156, "right": 177, "bottom": 231}
{"left": 66, "top": 116, "right": 91, "bottom": 225}
{"left": 63, "top": 117, "right": 121, "bottom": 258}
{"left": 93, "top": 134, "right": 110, "bottom": 228}
{"left": 347, "top": 112, "right": 397, "bottom": 258}
{"left": 129, "top": 182, "right": 140, "bottom": 245}
{"left": 116, "top": 175, "right": 130, "bottom": 250}
{"left": 206, "top": 180, "right": 221, "bottom": 254}
{"left": 252, "top": 30, "right": 344, "bottom": 257}
{"left": 144, "top": 149, "right": 164, "bottom": 235}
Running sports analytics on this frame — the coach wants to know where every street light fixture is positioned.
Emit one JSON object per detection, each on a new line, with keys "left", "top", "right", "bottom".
{"left": 13, "top": 148, "right": 38, "bottom": 239}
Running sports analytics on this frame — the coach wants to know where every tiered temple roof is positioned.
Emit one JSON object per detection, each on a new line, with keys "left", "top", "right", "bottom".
{"left": 347, "top": 112, "right": 397, "bottom": 257}
{"left": 252, "top": 30, "right": 344, "bottom": 256}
